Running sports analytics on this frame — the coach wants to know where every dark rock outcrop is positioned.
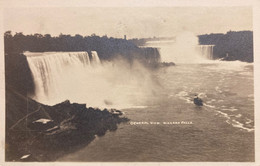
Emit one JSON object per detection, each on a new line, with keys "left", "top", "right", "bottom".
{"left": 5, "top": 87, "right": 129, "bottom": 161}
{"left": 5, "top": 52, "right": 35, "bottom": 96}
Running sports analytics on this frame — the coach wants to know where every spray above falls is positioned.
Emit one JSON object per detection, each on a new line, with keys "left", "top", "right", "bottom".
{"left": 145, "top": 31, "right": 215, "bottom": 63}
{"left": 25, "top": 51, "right": 157, "bottom": 108}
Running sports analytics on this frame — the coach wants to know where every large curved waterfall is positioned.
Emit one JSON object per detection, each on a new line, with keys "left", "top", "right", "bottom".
{"left": 25, "top": 51, "right": 101, "bottom": 105}
{"left": 25, "top": 51, "right": 156, "bottom": 108}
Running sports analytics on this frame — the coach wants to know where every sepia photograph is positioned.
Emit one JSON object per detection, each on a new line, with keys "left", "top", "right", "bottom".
{"left": 0, "top": 0, "right": 259, "bottom": 164}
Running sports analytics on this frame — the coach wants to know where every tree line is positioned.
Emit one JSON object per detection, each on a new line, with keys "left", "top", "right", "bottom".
{"left": 4, "top": 31, "right": 160, "bottom": 64}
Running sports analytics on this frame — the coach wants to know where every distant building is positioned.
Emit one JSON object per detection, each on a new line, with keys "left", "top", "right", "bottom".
{"left": 124, "top": 35, "right": 126, "bottom": 40}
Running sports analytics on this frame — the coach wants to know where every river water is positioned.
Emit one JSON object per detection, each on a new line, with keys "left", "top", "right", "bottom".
{"left": 58, "top": 60, "right": 254, "bottom": 162}
{"left": 25, "top": 38, "right": 254, "bottom": 161}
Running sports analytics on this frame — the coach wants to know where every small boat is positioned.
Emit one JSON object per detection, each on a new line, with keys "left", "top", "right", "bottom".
{"left": 194, "top": 96, "right": 203, "bottom": 106}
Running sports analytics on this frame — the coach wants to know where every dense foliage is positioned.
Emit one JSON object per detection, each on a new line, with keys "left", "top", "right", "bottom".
{"left": 4, "top": 31, "right": 160, "bottom": 63}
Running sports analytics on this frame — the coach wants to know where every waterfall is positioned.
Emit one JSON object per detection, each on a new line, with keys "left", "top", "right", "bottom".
{"left": 144, "top": 32, "right": 215, "bottom": 63}
{"left": 91, "top": 51, "right": 101, "bottom": 64}
{"left": 197, "top": 45, "right": 214, "bottom": 60}
{"left": 145, "top": 41, "right": 215, "bottom": 63}
{"left": 25, "top": 51, "right": 101, "bottom": 105}
{"left": 139, "top": 47, "right": 161, "bottom": 64}
{"left": 25, "top": 51, "right": 159, "bottom": 108}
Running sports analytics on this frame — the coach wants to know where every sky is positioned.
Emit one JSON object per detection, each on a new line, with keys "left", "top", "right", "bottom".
{"left": 4, "top": 7, "right": 252, "bottom": 38}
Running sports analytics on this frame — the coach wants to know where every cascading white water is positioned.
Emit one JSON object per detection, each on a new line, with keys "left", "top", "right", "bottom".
{"left": 25, "top": 51, "right": 157, "bottom": 108}
{"left": 145, "top": 31, "right": 215, "bottom": 63}
{"left": 91, "top": 51, "right": 101, "bottom": 64}
{"left": 146, "top": 41, "right": 214, "bottom": 63}
{"left": 197, "top": 45, "right": 214, "bottom": 60}
{"left": 25, "top": 51, "right": 100, "bottom": 105}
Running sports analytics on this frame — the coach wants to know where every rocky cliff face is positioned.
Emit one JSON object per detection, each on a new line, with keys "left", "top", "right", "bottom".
{"left": 6, "top": 87, "right": 129, "bottom": 161}
{"left": 5, "top": 53, "right": 35, "bottom": 96}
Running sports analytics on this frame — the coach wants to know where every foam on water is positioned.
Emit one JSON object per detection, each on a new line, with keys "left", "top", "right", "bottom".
{"left": 203, "top": 60, "right": 253, "bottom": 72}
{"left": 176, "top": 91, "right": 193, "bottom": 104}
{"left": 175, "top": 89, "right": 254, "bottom": 132}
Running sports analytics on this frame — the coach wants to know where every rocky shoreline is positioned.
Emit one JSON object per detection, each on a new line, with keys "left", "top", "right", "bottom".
{"left": 4, "top": 50, "right": 172, "bottom": 162}
{"left": 6, "top": 87, "right": 129, "bottom": 161}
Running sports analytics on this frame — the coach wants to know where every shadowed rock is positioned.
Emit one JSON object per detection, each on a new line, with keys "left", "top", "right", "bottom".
{"left": 5, "top": 87, "right": 129, "bottom": 162}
